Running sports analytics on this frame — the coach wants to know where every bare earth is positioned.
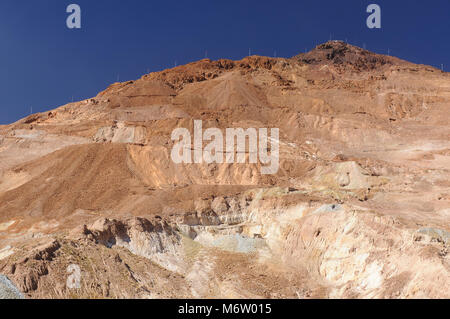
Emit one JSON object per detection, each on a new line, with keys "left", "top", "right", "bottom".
{"left": 0, "top": 41, "right": 448, "bottom": 299}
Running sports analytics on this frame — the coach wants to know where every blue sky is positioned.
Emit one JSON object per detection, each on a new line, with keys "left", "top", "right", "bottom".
{"left": 0, "top": 0, "right": 449, "bottom": 124}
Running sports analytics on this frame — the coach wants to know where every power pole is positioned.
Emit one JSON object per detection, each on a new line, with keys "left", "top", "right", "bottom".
{"left": 248, "top": 48, "right": 251, "bottom": 56}
{"left": 441, "top": 64, "right": 444, "bottom": 71}
{"left": 205, "top": 50, "right": 208, "bottom": 59}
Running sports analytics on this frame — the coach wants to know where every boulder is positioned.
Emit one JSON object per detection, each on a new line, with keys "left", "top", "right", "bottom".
{"left": 0, "top": 275, "right": 24, "bottom": 299}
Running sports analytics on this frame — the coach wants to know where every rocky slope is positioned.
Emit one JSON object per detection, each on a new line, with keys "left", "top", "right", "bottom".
{"left": 0, "top": 41, "right": 449, "bottom": 299}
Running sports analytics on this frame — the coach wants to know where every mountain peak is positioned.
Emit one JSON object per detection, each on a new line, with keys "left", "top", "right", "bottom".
{"left": 293, "top": 41, "right": 404, "bottom": 71}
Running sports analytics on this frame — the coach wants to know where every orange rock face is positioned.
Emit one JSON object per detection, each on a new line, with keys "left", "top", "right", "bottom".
{"left": 0, "top": 41, "right": 448, "bottom": 299}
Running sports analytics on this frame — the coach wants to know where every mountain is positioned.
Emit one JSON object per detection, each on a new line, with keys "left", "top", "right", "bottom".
{"left": 0, "top": 41, "right": 449, "bottom": 299}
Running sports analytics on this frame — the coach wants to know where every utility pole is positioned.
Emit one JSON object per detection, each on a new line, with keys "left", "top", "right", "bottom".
{"left": 30, "top": 106, "right": 32, "bottom": 115}
{"left": 274, "top": 50, "right": 277, "bottom": 58}
{"left": 205, "top": 50, "right": 208, "bottom": 59}
{"left": 388, "top": 48, "right": 390, "bottom": 56}
{"left": 441, "top": 64, "right": 444, "bottom": 71}
{"left": 248, "top": 48, "right": 251, "bottom": 56}
{"left": 117, "top": 74, "right": 120, "bottom": 82}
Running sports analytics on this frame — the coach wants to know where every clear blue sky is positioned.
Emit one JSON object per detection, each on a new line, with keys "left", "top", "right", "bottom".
{"left": 0, "top": 0, "right": 449, "bottom": 124}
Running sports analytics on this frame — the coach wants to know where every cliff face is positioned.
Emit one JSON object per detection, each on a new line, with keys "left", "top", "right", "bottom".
{"left": 0, "top": 41, "right": 449, "bottom": 299}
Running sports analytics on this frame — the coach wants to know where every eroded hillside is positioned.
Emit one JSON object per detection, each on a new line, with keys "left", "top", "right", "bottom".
{"left": 0, "top": 41, "right": 449, "bottom": 299}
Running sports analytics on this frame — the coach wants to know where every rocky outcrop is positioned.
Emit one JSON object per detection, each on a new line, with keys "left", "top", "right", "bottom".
{"left": 0, "top": 275, "right": 24, "bottom": 299}
{"left": 94, "top": 122, "right": 146, "bottom": 144}
{"left": 77, "top": 217, "right": 184, "bottom": 272}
